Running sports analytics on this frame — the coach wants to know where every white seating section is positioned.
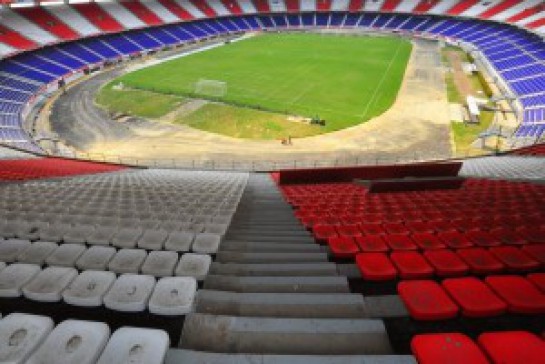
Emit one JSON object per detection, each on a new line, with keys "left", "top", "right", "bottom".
{"left": 0, "top": 263, "right": 198, "bottom": 314}
{"left": 0, "top": 314, "right": 169, "bottom": 364}
{"left": 0, "top": 169, "right": 246, "bottom": 359}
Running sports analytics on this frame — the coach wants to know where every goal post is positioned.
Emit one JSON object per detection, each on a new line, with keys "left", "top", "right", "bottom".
{"left": 194, "top": 79, "right": 227, "bottom": 98}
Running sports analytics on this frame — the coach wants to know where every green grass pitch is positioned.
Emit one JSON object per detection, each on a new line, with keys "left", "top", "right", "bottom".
{"left": 115, "top": 33, "right": 412, "bottom": 132}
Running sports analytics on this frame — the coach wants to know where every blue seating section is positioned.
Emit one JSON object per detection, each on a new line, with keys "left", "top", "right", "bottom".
{"left": 1, "top": 13, "right": 545, "bottom": 152}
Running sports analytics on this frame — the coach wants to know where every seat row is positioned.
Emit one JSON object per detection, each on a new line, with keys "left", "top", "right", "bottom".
{"left": 0, "top": 264, "right": 197, "bottom": 315}
{"left": 0, "top": 241, "right": 212, "bottom": 277}
{"left": 412, "top": 331, "right": 545, "bottom": 364}
{"left": 0, "top": 226, "right": 223, "bottom": 252}
{"left": 398, "top": 275, "right": 545, "bottom": 321}
{"left": 324, "top": 229, "right": 545, "bottom": 256}
{"left": 0, "top": 313, "right": 169, "bottom": 364}
{"left": 355, "top": 245, "right": 544, "bottom": 281}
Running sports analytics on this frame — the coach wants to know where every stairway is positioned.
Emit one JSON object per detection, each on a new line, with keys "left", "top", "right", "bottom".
{"left": 167, "top": 173, "right": 413, "bottom": 362}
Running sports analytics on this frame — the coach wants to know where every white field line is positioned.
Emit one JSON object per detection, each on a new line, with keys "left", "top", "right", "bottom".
{"left": 358, "top": 40, "right": 405, "bottom": 119}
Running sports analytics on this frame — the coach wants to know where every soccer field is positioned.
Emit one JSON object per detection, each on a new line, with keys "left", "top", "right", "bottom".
{"left": 116, "top": 33, "right": 412, "bottom": 131}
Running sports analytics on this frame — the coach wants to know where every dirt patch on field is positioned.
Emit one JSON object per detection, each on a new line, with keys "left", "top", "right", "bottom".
{"left": 159, "top": 99, "right": 208, "bottom": 123}
{"left": 445, "top": 50, "right": 474, "bottom": 100}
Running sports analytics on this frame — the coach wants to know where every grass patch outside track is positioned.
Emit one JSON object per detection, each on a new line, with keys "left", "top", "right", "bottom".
{"left": 103, "top": 33, "right": 411, "bottom": 136}
{"left": 96, "top": 84, "right": 185, "bottom": 119}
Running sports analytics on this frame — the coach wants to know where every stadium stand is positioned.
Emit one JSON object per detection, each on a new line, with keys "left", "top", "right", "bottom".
{"left": 0, "top": 1, "right": 544, "bottom": 151}
{"left": 0, "top": 2, "right": 544, "bottom": 361}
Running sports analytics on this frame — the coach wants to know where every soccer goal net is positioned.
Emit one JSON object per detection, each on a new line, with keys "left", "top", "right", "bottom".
{"left": 194, "top": 79, "right": 227, "bottom": 98}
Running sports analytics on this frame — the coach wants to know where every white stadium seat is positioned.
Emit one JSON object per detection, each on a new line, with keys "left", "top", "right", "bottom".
{"left": 22, "top": 267, "right": 78, "bottom": 302}
{"left": 148, "top": 276, "right": 197, "bottom": 315}
{"left": 103, "top": 274, "right": 156, "bottom": 312}
{"left": 111, "top": 227, "right": 143, "bottom": 249}
{"left": 17, "top": 241, "right": 58, "bottom": 265}
{"left": 175, "top": 253, "right": 211, "bottom": 281}
{"left": 165, "top": 231, "right": 194, "bottom": 252}
{"left": 26, "top": 320, "right": 110, "bottom": 364}
{"left": 137, "top": 229, "right": 169, "bottom": 250}
{"left": 0, "top": 313, "right": 54, "bottom": 364}
{"left": 108, "top": 248, "right": 147, "bottom": 274}
{"left": 45, "top": 244, "right": 86, "bottom": 267}
{"left": 62, "top": 270, "right": 117, "bottom": 307}
{"left": 97, "top": 327, "right": 170, "bottom": 364}
{"left": 0, "top": 263, "right": 41, "bottom": 298}
{"left": 76, "top": 246, "right": 116, "bottom": 271}
{"left": 0, "top": 239, "right": 31, "bottom": 263}
{"left": 192, "top": 233, "right": 221, "bottom": 254}
{"left": 141, "top": 250, "right": 179, "bottom": 277}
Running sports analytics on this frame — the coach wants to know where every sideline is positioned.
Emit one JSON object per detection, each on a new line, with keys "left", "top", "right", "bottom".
{"left": 125, "top": 33, "right": 258, "bottom": 73}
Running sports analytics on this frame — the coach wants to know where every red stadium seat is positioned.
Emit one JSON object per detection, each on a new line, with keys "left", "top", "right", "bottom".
{"left": 522, "top": 244, "right": 545, "bottom": 264}
{"left": 458, "top": 248, "right": 505, "bottom": 274}
{"left": 442, "top": 277, "right": 507, "bottom": 318}
{"left": 485, "top": 275, "right": 545, "bottom": 314}
{"left": 489, "top": 246, "right": 540, "bottom": 271}
{"left": 411, "top": 333, "right": 489, "bottom": 364}
{"left": 355, "top": 253, "right": 398, "bottom": 281}
{"left": 390, "top": 251, "right": 434, "bottom": 279}
{"left": 406, "top": 221, "right": 436, "bottom": 233}
{"left": 527, "top": 273, "right": 545, "bottom": 293}
{"left": 360, "top": 223, "right": 385, "bottom": 235}
{"left": 466, "top": 231, "right": 501, "bottom": 247}
{"left": 517, "top": 227, "right": 545, "bottom": 244}
{"left": 411, "top": 232, "right": 446, "bottom": 250}
{"left": 354, "top": 235, "right": 389, "bottom": 252}
{"left": 489, "top": 227, "right": 527, "bottom": 245}
{"left": 312, "top": 224, "right": 338, "bottom": 243}
{"left": 383, "top": 222, "right": 409, "bottom": 234}
{"left": 384, "top": 234, "right": 418, "bottom": 251}
{"left": 398, "top": 280, "right": 459, "bottom": 320}
{"left": 328, "top": 236, "right": 359, "bottom": 258}
{"left": 478, "top": 331, "right": 545, "bottom": 364}
{"left": 336, "top": 224, "right": 363, "bottom": 237}
{"left": 437, "top": 231, "right": 473, "bottom": 249}
{"left": 423, "top": 250, "right": 469, "bottom": 277}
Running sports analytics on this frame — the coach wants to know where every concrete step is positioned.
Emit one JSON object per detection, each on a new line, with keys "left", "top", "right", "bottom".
{"left": 228, "top": 229, "right": 309, "bottom": 236}
{"left": 215, "top": 252, "right": 329, "bottom": 264}
{"left": 224, "top": 235, "right": 315, "bottom": 244}
{"left": 195, "top": 290, "right": 367, "bottom": 318}
{"left": 179, "top": 314, "right": 393, "bottom": 355}
{"left": 203, "top": 275, "right": 350, "bottom": 293}
{"left": 220, "top": 241, "right": 324, "bottom": 253}
{"left": 165, "top": 350, "right": 417, "bottom": 364}
{"left": 209, "top": 263, "right": 339, "bottom": 277}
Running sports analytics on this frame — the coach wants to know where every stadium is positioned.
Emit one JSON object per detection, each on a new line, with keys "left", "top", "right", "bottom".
{"left": 0, "top": 0, "right": 543, "bottom": 362}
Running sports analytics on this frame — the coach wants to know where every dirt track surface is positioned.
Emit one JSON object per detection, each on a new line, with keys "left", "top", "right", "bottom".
{"left": 49, "top": 38, "right": 452, "bottom": 163}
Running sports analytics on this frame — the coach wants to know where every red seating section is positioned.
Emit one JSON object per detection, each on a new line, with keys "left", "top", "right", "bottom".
{"left": 316, "top": 0, "right": 332, "bottom": 12}
{"left": 381, "top": 0, "right": 402, "bottom": 12}
{"left": 510, "top": 143, "right": 545, "bottom": 156}
{"left": 507, "top": 5, "right": 544, "bottom": 23}
{"left": 478, "top": 331, "right": 545, "bottom": 364}
{"left": 399, "top": 276, "right": 545, "bottom": 320}
{"left": 479, "top": 0, "right": 524, "bottom": 19}
{"left": 221, "top": 0, "right": 243, "bottom": 15}
{"left": 252, "top": 0, "right": 271, "bottom": 13}
{"left": 73, "top": 3, "right": 124, "bottom": 33}
{"left": 526, "top": 18, "right": 545, "bottom": 29}
{"left": 447, "top": 0, "right": 480, "bottom": 15}
{"left": 189, "top": 0, "right": 217, "bottom": 17}
{"left": 121, "top": 1, "right": 163, "bottom": 26}
{"left": 0, "top": 24, "right": 36, "bottom": 51}
{"left": 413, "top": 0, "right": 441, "bottom": 14}
{"left": 412, "top": 331, "right": 545, "bottom": 364}
{"left": 348, "top": 0, "right": 364, "bottom": 12}
{"left": 16, "top": 7, "right": 79, "bottom": 41}
{"left": 285, "top": 0, "right": 299, "bottom": 12}
{"left": 158, "top": 0, "right": 195, "bottom": 20}
{"left": 0, "top": 158, "right": 125, "bottom": 181}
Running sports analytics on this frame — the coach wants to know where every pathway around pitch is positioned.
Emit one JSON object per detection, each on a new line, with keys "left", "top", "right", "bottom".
{"left": 75, "top": 38, "right": 453, "bottom": 161}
